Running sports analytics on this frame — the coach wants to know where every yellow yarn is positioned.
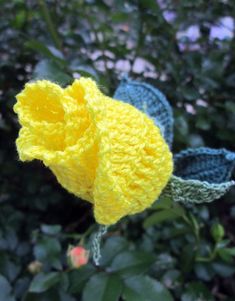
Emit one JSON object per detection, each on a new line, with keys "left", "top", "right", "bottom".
{"left": 14, "top": 78, "right": 173, "bottom": 225}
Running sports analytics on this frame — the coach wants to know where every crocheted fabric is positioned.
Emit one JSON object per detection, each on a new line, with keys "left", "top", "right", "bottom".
{"left": 163, "top": 147, "right": 235, "bottom": 203}
{"left": 114, "top": 78, "right": 234, "bottom": 205}
{"left": 114, "top": 76, "right": 173, "bottom": 147}
{"left": 174, "top": 147, "right": 235, "bottom": 183}
{"left": 14, "top": 78, "right": 173, "bottom": 225}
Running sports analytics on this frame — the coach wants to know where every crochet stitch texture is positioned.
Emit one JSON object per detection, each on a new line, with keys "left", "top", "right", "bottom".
{"left": 114, "top": 76, "right": 173, "bottom": 147}
{"left": 163, "top": 147, "right": 235, "bottom": 204}
{"left": 114, "top": 78, "right": 235, "bottom": 205}
{"left": 174, "top": 147, "right": 235, "bottom": 183}
{"left": 14, "top": 77, "right": 173, "bottom": 225}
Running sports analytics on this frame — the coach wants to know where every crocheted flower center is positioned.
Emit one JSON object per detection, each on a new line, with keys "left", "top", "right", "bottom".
{"left": 21, "top": 85, "right": 64, "bottom": 123}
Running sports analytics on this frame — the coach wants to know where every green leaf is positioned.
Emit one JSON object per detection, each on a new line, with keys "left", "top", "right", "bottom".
{"left": 33, "top": 236, "right": 62, "bottom": 270}
{"left": 196, "top": 117, "right": 211, "bottom": 130}
{"left": 0, "top": 254, "right": 20, "bottom": 281}
{"left": 217, "top": 248, "right": 233, "bottom": 263}
{"left": 82, "top": 273, "right": 123, "bottom": 301}
{"left": 220, "top": 247, "right": 235, "bottom": 256}
{"left": 139, "top": 0, "right": 158, "bottom": 13}
{"left": 151, "top": 196, "right": 173, "bottom": 210}
{"left": 0, "top": 275, "right": 16, "bottom": 301}
{"left": 59, "top": 292, "right": 77, "bottom": 301}
{"left": 110, "top": 251, "right": 155, "bottom": 276}
{"left": 100, "top": 237, "right": 129, "bottom": 266}
{"left": 24, "top": 288, "right": 60, "bottom": 301}
{"left": 14, "top": 277, "right": 30, "bottom": 299}
{"left": 28, "top": 272, "right": 60, "bottom": 293}
{"left": 212, "top": 262, "right": 235, "bottom": 277}
{"left": 181, "top": 86, "right": 200, "bottom": 101}
{"left": 33, "top": 59, "right": 72, "bottom": 86}
{"left": 68, "top": 264, "right": 96, "bottom": 294}
{"left": 111, "top": 12, "right": 129, "bottom": 22}
{"left": 210, "top": 223, "right": 224, "bottom": 242}
{"left": 162, "top": 269, "right": 181, "bottom": 288}
{"left": 225, "top": 100, "right": 235, "bottom": 113}
{"left": 182, "top": 282, "right": 214, "bottom": 301}
{"left": 144, "top": 206, "right": 185, "bottom": 228}
{"left": 194, "top": 263, "right": 215, "bottom": 281}
{"left": 163, "top": 175, "right": 234, "bottom": 204}
{"left": 123, "top": 276, "right": 173, "bottom": 301}
{"left": 188, "top": 213, "right": 200, "bottom": 234}
{"left": 216, "top": 239, "right": 230, "bottom": 249}
{"left": 155, "top": 253, "right": 176, "bottom": 270}
{"left": 12, "top": 10, "right": 26, "bottom": 29}
{"left": 216, "top": 245, "right": 235, "bottom": 263}
{"left": 69, "top": 60, "right": 99, "bottom": 81}
{"left": 25, "top": 40, "right": 65, "bottom": 64}
{"left": 180, "top": 244, "right": 195, "bottom": 274}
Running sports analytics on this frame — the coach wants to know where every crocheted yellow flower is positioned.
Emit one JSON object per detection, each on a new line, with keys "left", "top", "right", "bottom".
{"left": 14, "top": 78, "right": 173, "bottom": 225}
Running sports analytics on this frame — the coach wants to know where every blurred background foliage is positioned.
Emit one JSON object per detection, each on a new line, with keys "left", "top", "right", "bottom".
{"left": 0, "top": 0, "right": 235, "bottom": 300}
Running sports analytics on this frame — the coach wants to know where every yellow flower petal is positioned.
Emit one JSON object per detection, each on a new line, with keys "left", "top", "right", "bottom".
{"left": 14, "top": 80, "right": 65, "bottom": 124}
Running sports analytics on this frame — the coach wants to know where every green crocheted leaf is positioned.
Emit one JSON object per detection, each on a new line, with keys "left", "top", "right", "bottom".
{"left": 113, "top": 76, "right": 173, "bottom": 147}
{"left": 163, "top": 175, "right": 234, "bottom": 204}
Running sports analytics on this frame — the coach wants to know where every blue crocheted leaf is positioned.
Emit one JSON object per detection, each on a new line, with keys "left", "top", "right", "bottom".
{"left": 114, "top": 76, "right": 173, "bottom": 147}
{"left": 174, "top": 147, "right": 235, "bottom": 184}
{"left": 162, "top": 147, "right": 235, "bottom": 204}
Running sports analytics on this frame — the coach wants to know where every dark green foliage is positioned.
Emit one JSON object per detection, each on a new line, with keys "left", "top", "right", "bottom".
{"left": 0, "top": 0, "right": 235, "bottom": 300}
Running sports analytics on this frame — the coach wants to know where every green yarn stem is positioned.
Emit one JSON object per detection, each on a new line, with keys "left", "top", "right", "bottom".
{"left": 92, "top": 225, "right": 108, "bottom": 266}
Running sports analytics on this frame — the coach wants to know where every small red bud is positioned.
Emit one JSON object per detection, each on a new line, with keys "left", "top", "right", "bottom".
{"left": 67, "top": 246, "right": 89, "bottom": 268}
